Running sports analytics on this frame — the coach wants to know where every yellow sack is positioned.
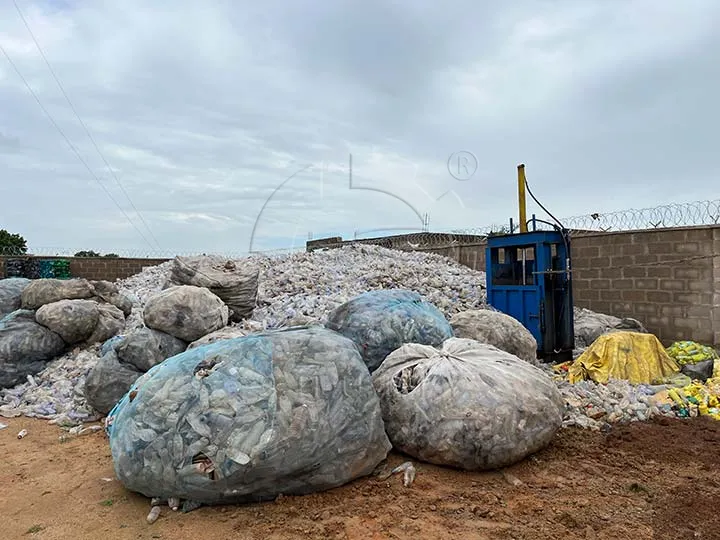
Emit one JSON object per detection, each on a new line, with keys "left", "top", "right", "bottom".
{"left": 568, "top": 331, "right": 680, "bottom": 385}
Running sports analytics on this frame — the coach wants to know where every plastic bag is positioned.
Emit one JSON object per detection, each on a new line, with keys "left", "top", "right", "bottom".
{"left": 114, "top": 328, "right": 187, "bottom": 372}
{"left": 85, "top": 303, "right": 126, "bottom": 345}
{"left": 90, "top": 280, "right": 133, "bottom": 317}
{"left": 143, "top": 285, "right": 229, "bottom": 342}
{"left": 573, "top": 307, "right": 647, "bottom": 348}
{"left": 0, "top": 278, "right": 30, "bottom": 318}
{"left": 85, "top": 328, "right": 186, "bottom": 414}
{"left": 84, "top": 350, "right": 143, "bottom": 414}
{"left": 169, "top": 256, "right": 259, "bottom": 323}
{"left": 326, "top": 289, "right": 454, "bottom": 373}
{"left": 20, "top": 278, "right": 94, "bottom": 309}
{"left": 187, "top": 326, "right": 249, "bottom": 350}
{"left": 106, "top": 326, "right": 391, "bottom": 504}
{"left": 450, "top": 309, "right": 538, "bottom": 363}
{"left": 35, "top": 299, "right": 100, "bottom": 344}
{"left": 681, "top": 359, "right": 714, "bottom": 383}
{"left": 0, "top": 309, "right": 65, "bottom": 388}
{"left": 371, "top": 338, "right": 563, "bottom": 470}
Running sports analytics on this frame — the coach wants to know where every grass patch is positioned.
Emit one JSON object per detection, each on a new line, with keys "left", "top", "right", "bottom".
{"left": 25, "top": 525, "right": 44, "bottom": 534}
{"left": 100, "top": 499, "right": 114, "bottom": 507}
{"left": 629, "top": 482, "right": 650, "bottom": 494}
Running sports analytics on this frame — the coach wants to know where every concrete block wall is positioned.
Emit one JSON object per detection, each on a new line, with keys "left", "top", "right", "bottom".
{"left": 0, "top": 256, "right": 171, "bottom": 282}
{"left": 571, "top": 227, "right": 719, "bottom": 345}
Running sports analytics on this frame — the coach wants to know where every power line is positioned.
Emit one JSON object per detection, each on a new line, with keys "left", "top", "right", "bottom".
{"left": 0, "top": 44, "right": 157, "bottom": 251}
{"left": 12, "top": 0, "right": 163, "bottom": 251}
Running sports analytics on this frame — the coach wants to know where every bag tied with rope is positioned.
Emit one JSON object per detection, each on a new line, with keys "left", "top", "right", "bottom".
{"left": 168, "top": 256, "right": 259, "bottom": 323}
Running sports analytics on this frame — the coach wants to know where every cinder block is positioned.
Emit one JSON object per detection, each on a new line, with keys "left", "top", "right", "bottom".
{"left": 660, "top": 279, "right": 685, "bottom": 291}
{"left": 634, "top": 303, "right": 658, "bottom": 315}
{"left": 684, "top": 229, "right": 712, "bottom": 242}
{"left": 648, "top": 242, "right": 674, "bottom": 255}
{"left": 646, "top": 291, "right": 671, "bottom": 303}
{"left": 688, "top": 305, "right": 711, "bottom": 318}
{"left": 673, "top": 292, "right": 704, "bottom": 304}
{"left": 576, "top": 246, "right": 600, "bottom": 258}
{"left": 576, "top": 289, "right": 600, "bottom": 302}
{"left": 674, "top": 242, "right": 700, "bottom": 254}
{"left": 647, "top": 315, "right": 671, "bottom": 327}
{"left": 674, "top": 268, "right": 701, "bottom": 280}
{"left": 600, "top": 267, "right": 622, "bottom": 279}
{"left": 621, "top": 290, "right": 647, "bottom": 302}
{"left": 574, "top": 268, "right": 600, "bottom": 279}
{"left": 589, "top": 256, "right": 611, "bottom": 268}
{"left": 611, "top": 302, "right": 632, "bottom": 313}
{"left": 634, "top": 254, "right": 659, "bottom": 264}
{"left": 691, "top": 329, "right": 714, "bottom": 343}
{"left": 614, "top": 279, "right": 634, "bottom": 290}
{"left": 623, "top": 266, "right": 647, "bottom": 278}
{"left": 634, "top": 278, "right": 659, "bottom": 289}
{"left": 688, "top": 281, "right": 711, "bottom": 292}
{"left": 673, "top": 317, "right": 697, "bottom": 329}
{"left": 647, "top": 267, "right": 672, "bottom": 278}
{"left": 621, "top": 243, "right": 646, "bottom": 256}
{"left": 663, "top": 306, "right": 686, "bottom": 317}
{"left": 600, "top": 290, "right": 623, "bottom": 301}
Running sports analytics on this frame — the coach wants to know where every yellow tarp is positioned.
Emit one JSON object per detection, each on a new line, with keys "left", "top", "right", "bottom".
{"left": 568, "top": 331, "right": 680, "bottom": 385}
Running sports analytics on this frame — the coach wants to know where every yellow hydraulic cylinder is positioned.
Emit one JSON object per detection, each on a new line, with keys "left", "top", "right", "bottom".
{"left": 518, "top": 164, "right": 528, "bottom": 232}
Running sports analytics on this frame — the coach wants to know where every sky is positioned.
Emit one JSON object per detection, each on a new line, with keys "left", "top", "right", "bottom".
{"left": 1, "top": 0, "right": 719, "bottom": 256}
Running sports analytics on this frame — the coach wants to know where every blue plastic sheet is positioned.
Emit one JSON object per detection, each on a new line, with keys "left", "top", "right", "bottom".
{"left": 106, "top": 326, "right": 390, "bottom": 506}
{"left": 325, "top": 289, "right": 454, "bottom": 372}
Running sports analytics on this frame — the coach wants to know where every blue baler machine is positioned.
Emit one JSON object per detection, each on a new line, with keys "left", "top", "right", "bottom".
{"left": 485, "top": 165, "right": 575, "bottom": 363}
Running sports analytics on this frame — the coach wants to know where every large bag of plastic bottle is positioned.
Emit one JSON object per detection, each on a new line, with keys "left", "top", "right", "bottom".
{"left": 371, "top": 337, "right": 564, "bottom": 471}
{"left": 105, "top": 326, "right": 391, "bottom": 506}
{"left": 326, "top": 289, "right": 454, "bottom": 373}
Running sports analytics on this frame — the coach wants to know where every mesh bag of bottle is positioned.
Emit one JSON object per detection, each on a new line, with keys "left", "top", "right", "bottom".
{"left": 326, "top": 289, "right": 454, "bottom": 373}
{"left": 105, "top": 326, "right": 391, "bottom": 505}
{"left": 371, "top": 337, "right": 564, "bottom": 471}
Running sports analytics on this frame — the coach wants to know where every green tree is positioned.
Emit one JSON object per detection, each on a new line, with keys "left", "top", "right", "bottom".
{"left": 0, "top": 229, "right": 28, "bottom": 255}
{"left": 103, "top": 253, "right": 119, "bottom": 258}
{"left": 74, "top": 250, "right": 101, "bottom": 257}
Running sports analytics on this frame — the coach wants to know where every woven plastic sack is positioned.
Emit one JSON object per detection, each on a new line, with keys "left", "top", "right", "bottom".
{"left": 0, "top": 310, "right": 65, "bottom": 388}
{"left": 35, "top": 299, "right": 100, "bottom": 344}
{"left": 450, "top": 309, "right": 538, "bottom": 363}
{"left": 106, "top": 326, "right": 391, "bottom": 505}
{"left": 169, "top": 256, "right": 259, "bottom": 323}
{"left": 371, "top": 337, "right": 564, "bottom": 470}
{"left": 326, "top": 289, "right": 454, "bottom": 373}
{"left": 573, "top": 307, "right": 647, "bottom": 348}
{"left": 143, "top": 285, "right": 228, "bottom": 342}
{"left": 21, "top": 278, "right": 94, "bottom": 309}
{"left": 0, "top": 277, "right": 30, "bottom": 318}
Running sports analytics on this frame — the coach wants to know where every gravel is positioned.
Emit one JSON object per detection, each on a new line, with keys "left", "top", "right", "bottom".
{"left": 0, "top": 244, "right": 696, "bottom": 432}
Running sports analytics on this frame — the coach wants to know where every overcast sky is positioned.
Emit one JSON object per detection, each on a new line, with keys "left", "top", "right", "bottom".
{"left": 1, "top": 0, "right": 719, "bottom": 255}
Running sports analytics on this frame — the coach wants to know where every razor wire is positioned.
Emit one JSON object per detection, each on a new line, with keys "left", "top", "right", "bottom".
{"left": 450, "top": 199, "right": 720, "bottom": 236}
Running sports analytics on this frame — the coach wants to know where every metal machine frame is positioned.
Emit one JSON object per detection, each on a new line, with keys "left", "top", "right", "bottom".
{"left": 484, "top": 165, "right": 575, "bottom": 363}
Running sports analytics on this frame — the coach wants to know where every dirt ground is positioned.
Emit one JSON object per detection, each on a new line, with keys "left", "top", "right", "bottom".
{"left": 1, "top": 416, "right": 720, "bottom": 540}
